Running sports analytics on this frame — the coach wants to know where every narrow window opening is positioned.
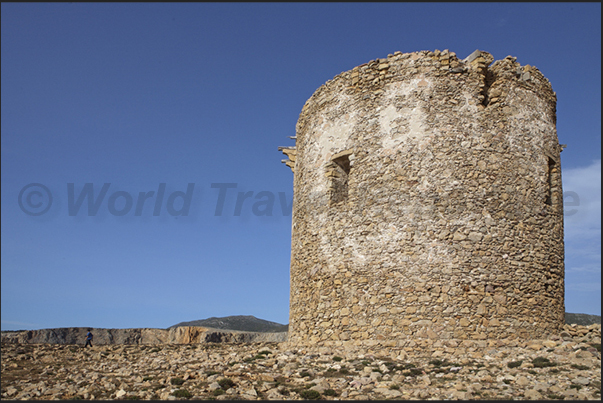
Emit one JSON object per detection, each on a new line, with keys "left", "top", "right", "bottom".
{"left": 326, "top": 152, "right": 352, "bottom": 205}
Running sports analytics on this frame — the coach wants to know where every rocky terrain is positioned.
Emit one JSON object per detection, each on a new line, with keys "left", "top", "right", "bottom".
{"left": 1, "top": 323, "right": 600, "bottom": 400}
{"left": 1, "top": 326, "right": 287, "bottom": 346}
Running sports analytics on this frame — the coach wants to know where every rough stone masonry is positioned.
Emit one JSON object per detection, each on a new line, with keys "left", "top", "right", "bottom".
{"left": 280, "top": 49, "right": 565, "bottom": 347}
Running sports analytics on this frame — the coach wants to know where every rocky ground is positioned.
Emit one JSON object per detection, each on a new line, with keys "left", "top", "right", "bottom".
{"left": 0, "top": 327, "right": 287, "bottom": 346}
{"left": 1, "top": 324, "right": 600, "bottom": 400}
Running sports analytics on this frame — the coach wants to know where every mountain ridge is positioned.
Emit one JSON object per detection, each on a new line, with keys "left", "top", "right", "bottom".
{"left": 169, "top": 315, "right": 289, "bottom": 333}
{"left": 565, "top": 312, "right": 601, "bottom": 326}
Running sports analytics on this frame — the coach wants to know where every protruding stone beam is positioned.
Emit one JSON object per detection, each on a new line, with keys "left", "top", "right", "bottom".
{"left": 278, "top": 146, "right": 296, "bottom": 173}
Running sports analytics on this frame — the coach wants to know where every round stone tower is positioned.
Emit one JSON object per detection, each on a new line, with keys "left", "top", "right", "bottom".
{"left": 280, "top": 49, "right": 565, "bottom": 347}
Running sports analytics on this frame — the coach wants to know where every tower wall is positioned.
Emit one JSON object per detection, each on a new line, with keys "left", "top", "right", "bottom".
{"left": 283, "top": 50, "right": 564, "bottom": 347}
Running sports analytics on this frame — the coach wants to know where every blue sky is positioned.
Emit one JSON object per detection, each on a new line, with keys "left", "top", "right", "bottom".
{"left": 1, "top": 3, "right": 600, "bottom": 331}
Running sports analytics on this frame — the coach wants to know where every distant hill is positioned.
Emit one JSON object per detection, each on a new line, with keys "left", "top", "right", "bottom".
{"left": 565, "top": 313, "right": 601, "bottom": 326}
{"left": 170, "top": 315, "right": 288, "bottom": 333}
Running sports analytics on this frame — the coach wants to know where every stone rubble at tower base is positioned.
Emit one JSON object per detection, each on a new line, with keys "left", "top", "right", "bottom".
{"left": 2, "top": 324, "right": 600, "bottom": 400}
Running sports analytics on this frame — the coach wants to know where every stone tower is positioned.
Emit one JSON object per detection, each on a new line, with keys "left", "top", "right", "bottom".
{"left": 280, "top": 49, "right": 565, "bottom": 347}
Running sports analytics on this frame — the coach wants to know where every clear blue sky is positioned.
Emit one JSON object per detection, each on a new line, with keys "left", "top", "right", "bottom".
{"left": 1, "top": 3, "right": 600, "bottom": 331}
